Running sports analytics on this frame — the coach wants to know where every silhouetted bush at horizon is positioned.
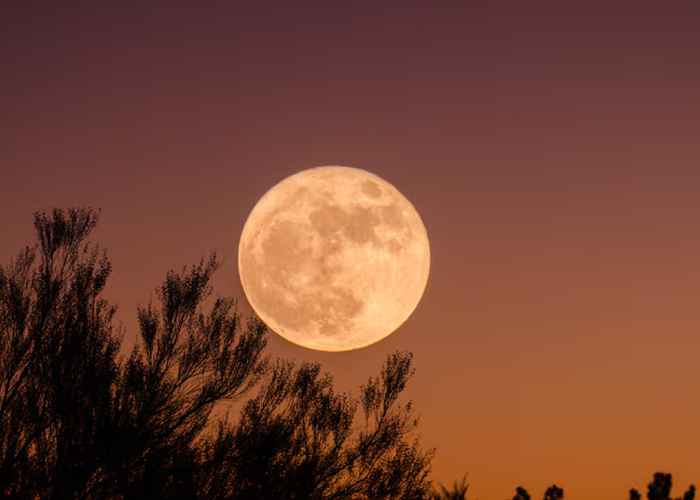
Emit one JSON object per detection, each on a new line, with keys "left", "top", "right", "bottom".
{"left": 0, "top": 207, "right": 696, "bottom": 500}
{"left": 430, "top": 472, "right": 695, "bottom": 500}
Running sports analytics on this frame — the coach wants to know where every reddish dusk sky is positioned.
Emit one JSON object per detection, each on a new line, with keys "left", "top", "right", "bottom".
{"left": 1, "top": 2, "right": 699, "bottom": 499}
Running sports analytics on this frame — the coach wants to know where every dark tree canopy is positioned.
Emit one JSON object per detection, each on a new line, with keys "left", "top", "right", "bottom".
{"left": 512, "top": 486, "right": 532, "bottom": 500}
{"left": 198, "top": 352, "right": 433, "bottom": 500}
{"left": 543, "top": 485, "right": 564, "bottom": 500}
{"left": 4, "top": 207, "right": 694, "bottom": 500}
{"left": 0, "top": 207, "right": 434, "bottom": 499}
{"left": 636, "top": 473, "right": 696, "bottom": 500}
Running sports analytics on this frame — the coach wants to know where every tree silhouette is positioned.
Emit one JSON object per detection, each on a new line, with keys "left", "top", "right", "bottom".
{"left": 197, "top": 352, "right": 433, "bottom": 500}
{"left": 102, "top": 252, "right": 270, "bottom": 498}
{"left": 627, "top": 472, "right": 696, "bottom": 500}
{"left": 512, "top": 486, "right": 531, "bottom": 500}
{"left": 507, "top": 485, "right": 563, "bottom": 500}
{"left": 543, "top": 485, "right": 564, "bottom": 500}
{"left": 0, "top": 206, "right": 434, "bottom": 499}
{"left": 0, "top": 207, "right": 270, "bottom": 498}
{"left": 0, "top": 207, "right": 124, "bottom": 497}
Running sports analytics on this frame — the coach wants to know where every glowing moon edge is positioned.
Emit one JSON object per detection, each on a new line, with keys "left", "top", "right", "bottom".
{"left": 238, "top": 165, "right": 430, "bottom": 352}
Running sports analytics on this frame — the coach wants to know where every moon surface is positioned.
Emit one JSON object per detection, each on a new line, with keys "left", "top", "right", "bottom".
{"left": 238, "top": 166, "right": 430, "bottom": 351}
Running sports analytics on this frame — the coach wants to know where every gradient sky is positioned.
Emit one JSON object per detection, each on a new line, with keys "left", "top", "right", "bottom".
{"left": 2, "top": 2, "right": 699, "bottom": 499}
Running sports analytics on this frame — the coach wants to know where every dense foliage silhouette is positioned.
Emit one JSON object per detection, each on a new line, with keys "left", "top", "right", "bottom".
{"left": 507, "top": 484, "right": 563, "bottom": 500}
{"left": 1, "top": 207, "right": 696, "bottom": 500}
{"left": 629, "top": 473, "right": 696, "bottom": 500}
{"left": 511, "top": 486, "right": 531, "bottom": 500}
{"left": 0, "top": 207, "right": 433, "bottom": 499}
{"left": 542, "top": 485, "right": 563, "bottom": 500}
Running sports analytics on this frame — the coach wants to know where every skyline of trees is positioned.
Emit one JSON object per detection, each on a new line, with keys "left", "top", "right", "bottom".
{"left": 1, "top": 206, "right": 696, "bottom": 499}
{"left": 630, "top": 472, "right": 695, "bottom": 500}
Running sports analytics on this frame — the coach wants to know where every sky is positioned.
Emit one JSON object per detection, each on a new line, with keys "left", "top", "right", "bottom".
{"left": 1, "top": 2, "right": 699, "bottom": 499}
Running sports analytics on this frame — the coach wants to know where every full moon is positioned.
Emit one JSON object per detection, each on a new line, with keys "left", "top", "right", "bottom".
{"left": 238, "top": 166, "right": 430, "bottom": 351}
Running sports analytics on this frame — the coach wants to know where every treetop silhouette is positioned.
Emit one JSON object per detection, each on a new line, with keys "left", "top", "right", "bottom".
{"left": 2, "top": 207, "right": 696, "bottom": 500}
{"left": 0, "top": 206, "right": 433, "bottom": 499}
{"left": 629, "top": 472, "right": 696, "bottom": 500}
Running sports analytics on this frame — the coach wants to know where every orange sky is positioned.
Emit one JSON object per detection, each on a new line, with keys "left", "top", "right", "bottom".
{"left": 1, "top": 3, "right": 699, "bottom": 499}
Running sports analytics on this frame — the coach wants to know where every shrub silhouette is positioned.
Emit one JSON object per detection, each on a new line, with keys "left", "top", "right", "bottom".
{"left": 629, "top": 472, "right": 696, "bottom": 500}
{"left": 512, "top": 486, "right": 531, "bottom": 500}
{"left": 543, "top": 485, "right": 564, "bottom": 500}
{"left": 0, "top": 207, "right": 433, "bottom": 499}
{"left": 429, "top": 472, "right": 470, "bottom": 500}
{"left": 507, "top": 484, "right": 563, "bottom": 500}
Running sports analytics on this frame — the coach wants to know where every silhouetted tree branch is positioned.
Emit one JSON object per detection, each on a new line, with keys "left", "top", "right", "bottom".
{"left": 1, "top": 206, "right": 435, "bottom": 500}
{"left": 1, "top": 207, "right": 116, "bottom": 498}
{"left": 197, "top": 351, "right": 434, "bottom": 500}
{"left": 0, "top": 207, "right": 269, "bottom": 498}
{"left": 104, "top": 253, "right": 269, "bottom": 498}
